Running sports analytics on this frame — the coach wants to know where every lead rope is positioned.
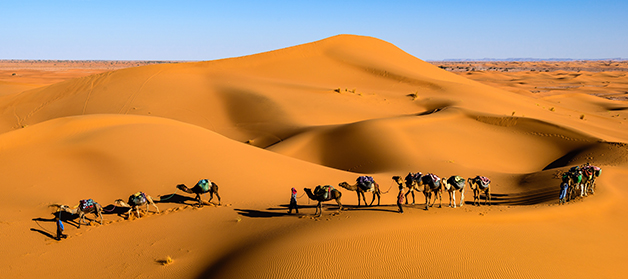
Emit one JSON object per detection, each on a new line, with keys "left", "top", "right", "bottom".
{"left": 102, "top": 204, "right": 117, "bottom": 213}
{"left": 380, "top": 181, "right": 394, "bottom": 194}
{"left": 159, "top": 188, "right": 179, "bottom": 201}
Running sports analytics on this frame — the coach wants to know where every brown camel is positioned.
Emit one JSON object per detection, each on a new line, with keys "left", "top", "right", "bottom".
{"left": 58, "top": 199, "right": 103, "bottom": 228}
{"left": 421, "top": 173, "right": 443, "bottom": 210}
{"left": 402, "top": 172, "right": 424, "bottom": 205}
{"left": 442, "top": 175, "right": 466, "bottom": 208}
{"left": 338, "top": 176, "right": 382, "bottom": 206}
{"left": 177, "top": 179, "right": 221, "bottom": 206}
{"left": 114, "top": 192, "right": 160, "bottom": 219}
{"left": 468, "top": 176, "right": 491, "bottom": 206}
{"left": 303, "top": 186, "right": 343, "bottom": 217}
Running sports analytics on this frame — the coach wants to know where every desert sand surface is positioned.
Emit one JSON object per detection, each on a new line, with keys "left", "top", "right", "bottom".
{"left": 1, "top": 35, "right": 627, "bottom": 278}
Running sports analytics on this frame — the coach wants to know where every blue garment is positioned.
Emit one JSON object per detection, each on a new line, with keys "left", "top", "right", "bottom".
{"left": 559, "top": 183, "right": 569, "bottom": 200}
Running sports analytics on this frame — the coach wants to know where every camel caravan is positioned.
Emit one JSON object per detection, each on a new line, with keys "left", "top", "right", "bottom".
{"left": 559, "top": 163, "right": 602, "bottom": 205}
{"left": 46, "top": 163, "right": 601, "bottom": 240}
{"left": 50, "top": 179, "right": 221, "bottom": 236}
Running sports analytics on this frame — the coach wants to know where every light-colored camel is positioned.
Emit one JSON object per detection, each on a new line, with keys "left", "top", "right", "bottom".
{"left": 581, "top": 165, "right": 600, "bottom": 195}
{"left": 303, "top": 186, "right": 343, "bottom": 217}
{"left": 442, "top": 175, "right": 466, "bottom": 208}
{"left": 402, "top": 172, "right": 423, "bottom": 205}
{"left": 114, "top": 192, "right": 160, "bottom": 218}
{"left": 421, "top": 174, "right": 443, "bottom": 210}
{"left": 58, "top": 199, "right": 103, "bottom": 228}
{"left": 177, "top": 180, "right": 221, "bottom": 206}
{"left": 338, "top": 180, "right": 381, "bottom": 207}
{"left": 468, "top": 176, "right": 491, "bottom": 206}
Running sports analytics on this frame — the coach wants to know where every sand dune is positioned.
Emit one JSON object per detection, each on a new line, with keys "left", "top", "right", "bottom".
{"left": 1, "top": 35, "right": 628, "bottom": 278}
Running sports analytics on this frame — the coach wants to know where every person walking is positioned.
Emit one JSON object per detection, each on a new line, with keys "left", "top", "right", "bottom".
{"left": 56, "top": 211, "right": 67, "bottom": 240}
{"left": 397, "top": 184, "right": 405, "bottom": 213}
{"left": 288, "top": 187, "right": 299, "bottom": 214}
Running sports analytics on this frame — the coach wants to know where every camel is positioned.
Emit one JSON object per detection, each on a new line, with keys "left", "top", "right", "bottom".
{"left": 338, "top": 176, "right": 382, "bottom": 207}
{"left": 421, "top": 173, "right": 443, "bottom": 210}
{"left": 566, "top": 168, "right": 583, "bottom": 200}
{"left": 114, "top": 192, "right": 160, "bottom": 219}
{"left": 442, "top": 175, "right": 466, "bottom": 208}
{"left": 402, "top": 172, "right": 423, "bottom": 205}
{"left": 303, "top": 186, "right": 343, "bottom": 217}
{"left": 58, "top": 199, "right": 103, "bottom": 228}
{"left": 176, "top": 179, "right": 221, "bottom": 206}
{"left": 468, "top": 176, "right": 491, "bottom": 206}
{"left": 581, "top": 165, "right": 601, "bottom": 195}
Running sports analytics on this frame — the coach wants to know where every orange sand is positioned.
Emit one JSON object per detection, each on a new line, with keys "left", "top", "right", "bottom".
{"left": 1, "top": 35, "right": 627, "bottom": 278}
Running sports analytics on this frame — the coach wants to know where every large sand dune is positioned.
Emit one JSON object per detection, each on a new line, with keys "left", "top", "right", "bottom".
{"left": 1, "top": 35, "right": 627, "bottom": 278}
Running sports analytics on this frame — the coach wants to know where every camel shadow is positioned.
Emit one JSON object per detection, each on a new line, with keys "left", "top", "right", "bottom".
{"left": 342, "top": 204, "right": 399, "bottom": 213}
{"left": 155, "top": 193, "right": 198, "bottom": 205}
{"left": 235, "top": 209, "right": 290, "bottom": 218}
{"left": 101, "top": 204, "right": 129, "bottom": 215}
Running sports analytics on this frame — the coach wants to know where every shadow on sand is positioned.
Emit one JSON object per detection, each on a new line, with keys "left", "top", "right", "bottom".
{"left": 156, "top": 193, "right": 198, "bottom": 205}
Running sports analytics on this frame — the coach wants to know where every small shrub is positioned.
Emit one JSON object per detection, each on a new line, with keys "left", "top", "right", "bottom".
{"left": 549, "top": 107, "right": 555, "bottom": 112}
{"left": 407, "top": 92, "right": 419, "bottom": 100}
{"left": 158, "top": 256, "right": 173, "bottom": 266}
{"left": 333, "top": 88, "right": 341, "bottom": 93}
{"left": 580, "top": 114, "right": 585, "bottom": 120}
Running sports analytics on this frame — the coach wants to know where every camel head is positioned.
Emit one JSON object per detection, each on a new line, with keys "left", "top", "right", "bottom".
{"left": 467, "top": 178, "right": 479, "bottom": 190}
{"left": 114, "top": 199, "right": 130, "bottom": 207}
{"left": 58, "top": 204, "right": 77, "bottom": 214}
{"left": 392, "top": 176, "right": 403, "bottom": 187}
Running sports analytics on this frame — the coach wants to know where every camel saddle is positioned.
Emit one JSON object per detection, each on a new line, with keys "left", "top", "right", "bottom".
{"left": 477, "top": 176, "right": 490, "bottom": 189}
{"left": 314, "top": 185, "right": 333, "bottom": 199}
{"left": 357, "top": 176, "right": 375, "bottom": 191}
{"left": 129, "top": 192, "right": 147, "bottom": 206}
{"left": 422, "top": 174, "right": 441, "bottom": 188}
{"left": 448, "top": 176, "right": 465, "bottom": 190}
{"left": 194, "top": 179, "right": 211, "bottom": 193}
{"left": 79, "top": 199, "right": 95, "bottom": 211}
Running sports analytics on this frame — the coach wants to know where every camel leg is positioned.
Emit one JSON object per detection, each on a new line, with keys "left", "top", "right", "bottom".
{"left": 336, "top": 198, "right": 343, "bottom": 211}
{"left": 97, "top": 208, "right": 103, "bottom": 225}
{"left": 460, "top": 188, "right": 465, "bottom": 207}
{"left": 361, "top": 192, "right": 368, "bottom": 207}
{"left": 405, "top": 190, "right": 415, "bottom": 205}
{"left": 316, "top": 202, "right": 322, "bottom": 217}
{"left": 148, "top": 197, "right": 159, "bottom": 214}
{"left": 369, "top": 192, "right": 376, "bottom": 206}
{"left": 450, "top": 191, "right": 455, "bottom": 208}
{"left": 424, "top": 192, "right": 430, "bottom": 210}
{"left": 78, "top": 212, "right": 84, "bottom": 228}
{"left": 209, "top": 191, "right": 221, "bottom": 205}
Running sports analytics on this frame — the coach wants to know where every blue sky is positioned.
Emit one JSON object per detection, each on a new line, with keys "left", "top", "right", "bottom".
{"left": 1, "top": 0, "right": 626, "bottom": 61}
